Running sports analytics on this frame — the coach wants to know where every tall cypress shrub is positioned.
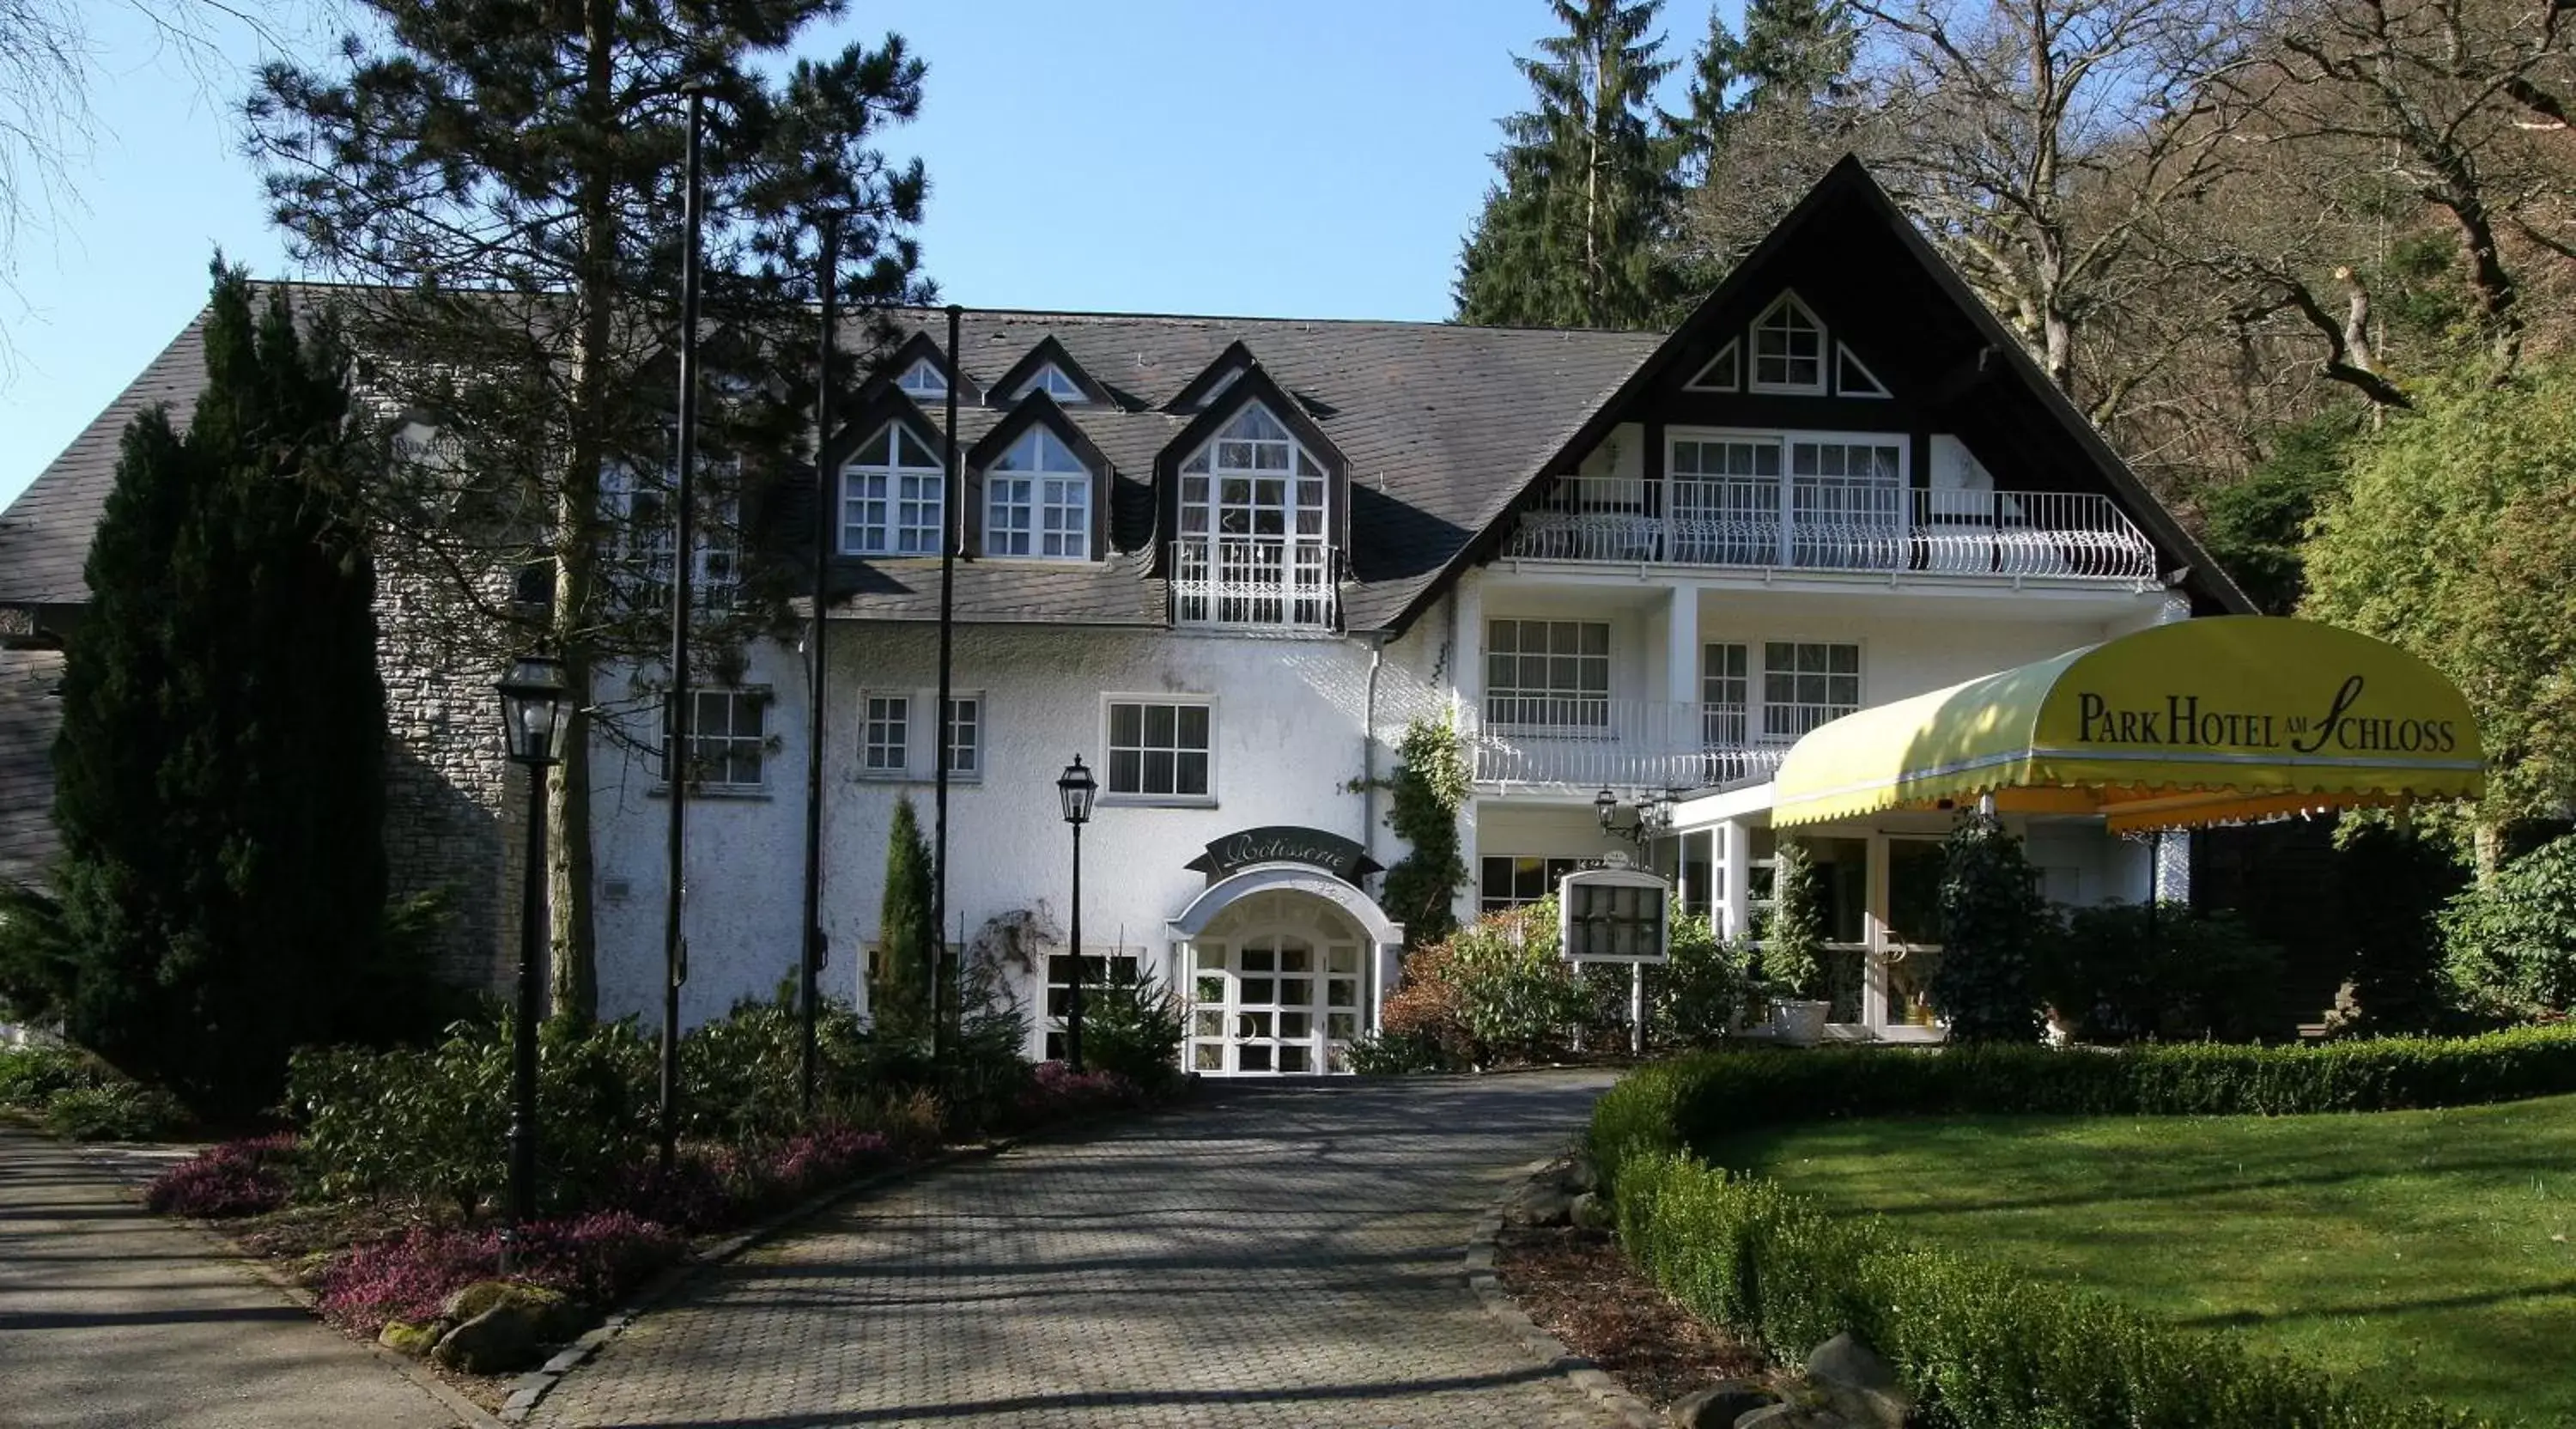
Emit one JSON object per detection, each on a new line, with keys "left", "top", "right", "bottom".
{"left": 873, "top": 796, "right": 936, "bottom": 1041}
{"left": 52, "top": 265, "right": 393, "bottom": 1115}
{"left": 1929, "top": 808, "right": 2046, "bottom": 1043}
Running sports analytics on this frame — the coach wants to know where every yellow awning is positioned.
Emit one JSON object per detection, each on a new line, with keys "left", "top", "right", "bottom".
{"left": 1770, "top": 617, "right": 2483, "bottom": 832}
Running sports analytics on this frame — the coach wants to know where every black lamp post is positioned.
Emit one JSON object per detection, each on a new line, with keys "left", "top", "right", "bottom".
{"left": 495, "top": 654, "right": 571, "bottom": 1272}
{"left": 1055, "top": 756, "right": 1097, "bottom": 1071}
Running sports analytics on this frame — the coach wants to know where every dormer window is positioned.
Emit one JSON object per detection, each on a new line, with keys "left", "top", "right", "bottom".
{"left": 841, "top": 423, "right": 945, "bottom": 556}
{"left": 1196, "top": 367, "right": 1242, "bottom": 407}
{"left": 987, "top": 427, "right": 1092, "bottom": 560}
{"left": 1174, "top": 402, "right": 1333, "bottom": 626}
{"left": 1751, "top": 294, "right": 1825, "bottom": 393}
{"left": 1016, "top": 363, "right": 1086, "bottom": 404}
{"left": 896, "top": 358, "right": 947, "bottom": 399}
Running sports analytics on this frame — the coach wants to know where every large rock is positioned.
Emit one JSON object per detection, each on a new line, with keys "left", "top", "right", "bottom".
{"left": 430, "top": 1283, "right": 572, "bottom": 1375}
{"left": 1668, "top": 1380, "right": 1776, "bottom": 1427}
{"left": 1557, "top": 1154, "right": 1601, "bottom": 1193}
{"left": 1503, "top": 1180, "right": 1576, "bottom": 1228}
{"left": 1804, "top": 1332, "right": 1911, "bottom": 1428}
{"left": 1733, "top": 1405, "right": 1847, "bottom": 1429}
{"left": 1569, "top": 1190, "right": 1615, "bottom": 1231}
{"left": 376, "top": 1318, "right": 444, "bottom": 1359}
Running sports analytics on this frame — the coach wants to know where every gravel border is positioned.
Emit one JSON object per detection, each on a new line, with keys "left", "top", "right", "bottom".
{"left": 1463, "top": 1156, "right": 1662, "bottom": 1429}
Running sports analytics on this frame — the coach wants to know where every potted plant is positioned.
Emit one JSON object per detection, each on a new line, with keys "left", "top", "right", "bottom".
{"left": 1762, "top": 836, "right": 1832, "bottom": 1045}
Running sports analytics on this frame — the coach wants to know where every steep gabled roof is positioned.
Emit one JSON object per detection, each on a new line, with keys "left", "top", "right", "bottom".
{"left": 1399, "top": 155, "right": 2251, "bottom": 627}
{"left": 988, "top": 334, "right": 1120, "bottom": 410}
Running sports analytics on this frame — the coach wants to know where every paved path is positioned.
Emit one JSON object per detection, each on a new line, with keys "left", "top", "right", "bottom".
{"left": 0, "top": 1128, "right": 465, "bottom": 1429}
{"left": 535, "top": 1071, "right": 1624, "bottom": 1429}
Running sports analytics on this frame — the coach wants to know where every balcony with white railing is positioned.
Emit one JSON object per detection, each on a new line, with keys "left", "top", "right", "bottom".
{"left": 1502, "top": 477, "right": 2158, "bottom": 582}
{"left": 1170, "top": 538, "right": 1339, "bottom": 629}
{"left": 1465, "top": 696, "right": 1789, "bottom": 792}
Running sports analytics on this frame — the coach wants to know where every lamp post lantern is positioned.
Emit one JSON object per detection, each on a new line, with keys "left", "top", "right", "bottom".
{"left": 1055, "top": 756, "right": 1097, "bottom": 1071}
{"left": 495, "top": 654, "right": 571, "bottom": 1271}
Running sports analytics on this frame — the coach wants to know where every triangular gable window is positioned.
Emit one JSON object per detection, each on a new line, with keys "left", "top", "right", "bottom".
{"left": 1195, "top": 366, "right": 1243, "bottom": 408}
{"left": 1836, "top": 343, "right": 1888, "bottom": 398}
{"left": 1684, "top": 339, "right": 1741, "bottom": 392}
{"left": 896, "top": 357, "right": 947, "bottom": 398}
{"left": 1016, "top": 362, "right": 1086, "bottom": 404}
{"left": 1750, "top": 294, "right": 1826, "bottom": 394}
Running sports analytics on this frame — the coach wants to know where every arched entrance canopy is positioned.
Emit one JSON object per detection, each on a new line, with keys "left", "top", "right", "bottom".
{"left": 1771, "top": 617, "right": 2483, "bottom": 833}
{"left": 1166, "top": 862, "right": 1406, "bottom": 947}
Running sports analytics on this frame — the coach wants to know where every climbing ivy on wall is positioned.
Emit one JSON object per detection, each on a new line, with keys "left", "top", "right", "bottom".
{"left": 1376, "top": 718, "right": 1472, "bottom": 950}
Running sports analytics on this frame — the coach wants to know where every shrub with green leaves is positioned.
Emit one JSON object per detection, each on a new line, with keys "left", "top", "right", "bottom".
{"left": 1613, "top": 1149, "right": 2480, "bottom": 1429}
{"left": 2036, "top": 902, "right": 2289, "bottom": 1043}
{"left": 1931, "top": 810, "right": 2046, "bottom": 1043}
{"left": 288, "top": 1015, "right": 657, "bottom": 1219}
{"left": 1762, "top": 838, "right": 1826, "bottom": 999}
{"left": 40, "top": 1081, "right": 189, "bottom": 1140}
{"left": 2441, "top": 832, "right": 2576, "bottom": 1019}
{"left": 1648, "top": 914, "right": 1758, "bottom": 1047}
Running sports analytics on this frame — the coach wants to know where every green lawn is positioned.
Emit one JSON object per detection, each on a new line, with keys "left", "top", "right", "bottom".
{"left": 1707, "top": 1094, "right": 2576, "bottom": 1427}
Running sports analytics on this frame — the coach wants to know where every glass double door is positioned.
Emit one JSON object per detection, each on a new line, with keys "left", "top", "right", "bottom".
{"left": 1188, "top": 931, "right": 1364, "bottom": 1075}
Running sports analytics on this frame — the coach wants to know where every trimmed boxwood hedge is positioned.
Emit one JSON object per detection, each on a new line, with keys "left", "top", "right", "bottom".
{"left": 1588, "top": 1026, "right": 2576, "bottom": 1429}
{"left": 1590, "top": 1024, "right": 2576, "bottom": 1189}
{"left": 1612, "top": 1150, "right": 2482, "bottom": 1429}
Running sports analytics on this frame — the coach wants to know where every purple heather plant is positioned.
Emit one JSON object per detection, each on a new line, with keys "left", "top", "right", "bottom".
{"left": 143, "top": 1134, "right": 295, "bottom": 1219}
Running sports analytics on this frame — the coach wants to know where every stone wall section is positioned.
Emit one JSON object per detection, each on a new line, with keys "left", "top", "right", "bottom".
{"left": 373, "top": 554, "right": 519, "bottom": 994}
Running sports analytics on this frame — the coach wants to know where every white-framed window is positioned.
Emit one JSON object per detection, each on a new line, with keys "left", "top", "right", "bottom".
{"left": 1178, "top": 403, "right": 1327, "bottom": 544}
{"left": 602, "top": 461, "right": 740, "bottom": 611}
{"left": 1015, "top": 362, "right": 1086, "bottom": 403}
{"left": 1835, "top": 343, "right": 1889, "bottom": 398}
{"left": 1044, "top": 949, "right": 1141, "bottom": 1061}
{"left": 842, "top": 423, "right": 945, "bottom": 556}
{"left": 1480, "top": 854, "right": 1584, "bottom": 913}
{"left": 1762, "top": 642, "right": 1861, "bottom": 739}
{"left": 1485, "top": 618, "right": 1610, "bottom": 728}
{"left": 1703, "top": 642, "right": 1749, "bottom": 747}
{"left": 663, "top": 687, "right": 767, "bottom": 791}
{"left": 986, "top": 427, "right": 1091, "bottom": 561}
{"left": 943, "top": 696, "right": 981, "bottom": 779}
{"left": 1175, "top": 402, "right": 1334, "bottom": 625}
{"left": 1684, "top": 339, "right": 1741, "bottom": 392}
{"left": 896, "top": 357, "right": 947, "bottom": 398}
{"left": 861, "top": 693, "right": 909, "bottom": 775}
{"left": 1751, "top": 293, "right": 1826, "bottom": 393}
{"left": 1105, "top": 698, "right": 1213, "bottom": 800}
{"left": 1194, "top": 366, "right": 1243, "bottom": 408}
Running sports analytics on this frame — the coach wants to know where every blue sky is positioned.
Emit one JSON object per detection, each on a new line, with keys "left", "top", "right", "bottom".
{"left": 0, "top": 1, "right": 1726, "bottom": 508}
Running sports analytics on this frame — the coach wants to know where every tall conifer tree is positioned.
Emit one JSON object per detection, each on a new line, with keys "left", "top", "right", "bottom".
{"left": 1455, "top": 0, "right": 1686, "bottom": 329}
{"left": 246, "top": 2, "right": 931, "bottom": 1019}
{"left": 873, "top": 795, "right": 935, "bottom": 1041}
{"left": 52, "top": 265, "right": 392, "bottom": 1115}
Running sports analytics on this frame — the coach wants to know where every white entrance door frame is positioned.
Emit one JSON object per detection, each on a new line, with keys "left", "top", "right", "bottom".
{"left": 1166, "top": 863, "right": 1406, "bottom": 1076}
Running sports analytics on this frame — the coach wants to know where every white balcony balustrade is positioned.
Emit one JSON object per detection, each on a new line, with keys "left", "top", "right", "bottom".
{"left": 1504, "top": 477, "right": 2157, "bottom": 581}
{"left": 1170, "top": 538, "right": 1339, "bottom": 629}
{"left": 1465, "top": 697, "right": 1789, "bottom": 791}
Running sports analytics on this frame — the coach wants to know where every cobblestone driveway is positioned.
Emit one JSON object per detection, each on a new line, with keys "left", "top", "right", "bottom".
{"left": 535, "top": 1070, "right": 1623, "bottom": 1429}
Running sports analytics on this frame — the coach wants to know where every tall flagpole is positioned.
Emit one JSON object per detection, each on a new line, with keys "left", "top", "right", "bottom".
{"left": 932, "top": 304, "right": 961, "bottom": 1059}
{"left": 659, "top": 88, "right": 707, "bottom": 1170}
{"left": 799, "top": 214, "right": 840, "bottom": 1122}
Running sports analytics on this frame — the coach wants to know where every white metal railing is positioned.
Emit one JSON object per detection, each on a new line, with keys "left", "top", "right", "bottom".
{"left": 1465, "top": 697, "right": 1789, "bottom": 790}
{"left": 1504, "top": 477, "right": 2156, "bottom": 581}
{"left": 1170, "top": 538, "right": 1338, "bottom": 628}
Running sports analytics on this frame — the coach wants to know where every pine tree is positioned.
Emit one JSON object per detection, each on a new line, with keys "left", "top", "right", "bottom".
{"left": 51, "top": 265, "right": 394, "bottom": 1115}
{"left": 873, "top": 796, "right": 936, "bottom": 1042}
{"left": 247, "top": 1, "right": 931, "bottom": 1019}
{"left": 1455, "top": 0, "right": 1686, "bottom": 329}
{"left": 1669, "top": 0, "right": 1866, "bottom": 275}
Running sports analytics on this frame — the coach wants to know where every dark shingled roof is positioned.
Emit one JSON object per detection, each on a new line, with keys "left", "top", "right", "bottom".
{"left": 781, "top": 308, "right": 1664, "bottom": 631}
{"left": 1, "top": 300, "right": 1658, "bottom": 635}
{"left": 0, "top": 648, "right": 64, "bottom": 887}
{"left": 0, "top": 313, "right": 210, "bottom": 608}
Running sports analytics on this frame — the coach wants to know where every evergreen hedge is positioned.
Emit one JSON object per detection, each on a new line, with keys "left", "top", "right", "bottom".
{"left": 1612, "top": 1149, "right": 2482, "bottom": 1429}
{"left": 1588, "top": 1028, "right": 2576, "bottom": 1428}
